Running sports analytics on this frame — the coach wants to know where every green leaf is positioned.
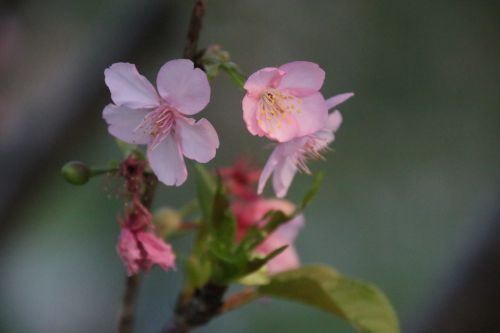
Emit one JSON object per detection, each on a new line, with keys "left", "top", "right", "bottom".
{"left": 238, "top": 210, "right": 292, "bottom": 251}
{"left": 185, "top": 255, "right": 211, "bottom": 289}
{"left": 258, "top": 265, "right": 400, "bottom": 333}
{"left": 244, "top": 245, "right": 288, "bottom": 274}
{"left": 193, "top": 164, "right": 216, "bottom": 222}
{"left": 201, "top": 45, "right": 246, "bottom": 89}
{"left": 300, "top": 172, "right": 324, "bottom": 211}
{"left": 210, "top": 178, "right": 236, "bottom": 246}
{"left": 238, "top": 266, "right": 270, "bottom": 286}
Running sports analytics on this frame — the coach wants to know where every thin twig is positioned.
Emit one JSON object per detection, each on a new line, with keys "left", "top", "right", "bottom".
{"left": 117, "top": 274, "right": 141, "bottom": 333}
{"left": 183, "top": 0, "right": 207, "bottom": 62}
{"left": 219, "top": 288, "right": 258, "bottom": 315}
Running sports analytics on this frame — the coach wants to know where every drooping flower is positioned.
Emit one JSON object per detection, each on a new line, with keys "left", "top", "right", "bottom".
{"left": 103, "top": 59, "right": 219, "bottom": 186}
{"left": 117, "top": 198, "right": 175, "bottom": 275}
{"left": 242, "top": 61, "right": 329, "bottom": 142}
{"left": 258, "top": 93, "right": 353, "bottom": 198}
{"left": 117, "top": 229, "right": 176, "bottom": 276}
{"left": 233, "top": 197, "right": 304, "bottom": 274}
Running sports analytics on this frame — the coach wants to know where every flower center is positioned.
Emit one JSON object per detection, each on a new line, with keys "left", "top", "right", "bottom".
{"left": 257, "top": 89, "right": 302, "bottom": 133}
{"left": 136, "top": 105, "right": 176, "bottom": 149}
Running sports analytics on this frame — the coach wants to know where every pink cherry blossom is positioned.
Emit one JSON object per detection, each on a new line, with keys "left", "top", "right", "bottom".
{"left": 117, "top": 199, "right": 175, "bottom": 275}
{"left": 117, "top": 229, "right": 176, "bottom": 276}
{"left": 258, "top": 92, "right": 353, "bottom": 198}
{"left": 242, "top": 61, "right": 329, "bottom": 142}
{"left": 103, "top": 59, "right": 219, "bottom": 186}
{"left": 233, "top": 198, "right": 304, "bottom": 274}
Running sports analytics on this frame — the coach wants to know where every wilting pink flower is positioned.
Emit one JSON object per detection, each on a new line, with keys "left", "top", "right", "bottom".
{"left": 233, "top": 198, "right": 304, "bottom": 274}
{"left": 243, "top": 61, "right": 330, "bottom": 142}
{"left": 103, "top": 59, "right": 219, "bottom": 186}
{"left": 117, "top": 198, "right": 175, "bottom": 275}
{"left": 219, "top": 160, "right": 260, "bottom": 200}
{"left": 258, "top": 93, "right": 353, "bottom": 198}
{"left": 117, "top": 229, "right": 176, "bottom": 276}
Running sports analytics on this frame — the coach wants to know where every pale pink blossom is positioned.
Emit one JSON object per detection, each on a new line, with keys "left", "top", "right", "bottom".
{"left": 233, "top": 198, "right": 304, "bottom": 274}
{"left": 243, "top": 61, "right": 330, "bottom": 142}
{"left": 103, "top": 59, "right": 219, "bottom": 186}
{"left": 258, "top": 93, "right": 353, "bottom": 198}
{"left": 117, "top": 229, "right": 176, "bottom": 276}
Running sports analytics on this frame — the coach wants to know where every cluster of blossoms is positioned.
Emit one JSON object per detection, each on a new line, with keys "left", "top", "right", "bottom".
{"left": 242, "top": 61, "right": 353, "bottom": 197}
{"left": 221, "top": 161, "right": 304, "bottom": 274}
{"left": 102, "top": 59, "right": 352, "bottom": 275}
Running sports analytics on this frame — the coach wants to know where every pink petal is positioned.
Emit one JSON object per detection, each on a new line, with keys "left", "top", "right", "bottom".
{"left": 156, "top": 59, "right": 210, "bottom": 115}
{"left": 267, "top": 244, "right": 300, "bottom": 275}
{"left": 277, "top": 61, "right": 325, "bottom": 96}
{"left": 325, "top": 92, "right": 354, "bottom": 110}
{"left": 102, "top": 104, "right": 151, "bottom": 144}
{"left": 104, "top": 63, "right": 160, "bottom": 109}
{"left": 176, "top": 117, "right": 219, "bottom": 163}
{"left": 257, "top": 233, "right": 300, "bottom": 275}
{"left": 136, "top": 231, "right": 176, "bottom": 272}
{"left": 258, "top": 147, "right": 282, "bottom": 194}
{"left": 244, "top": 67, "right": 283, "bottom": 97}
{"left": 275, "top": 214, "right": 305, "bottom": 243}
{"left": 242, "top": 94, "right": 266, "bottom": 136}
{"left": 290, "top": 92, "right": 328, "bottom": 137}
{"left": 325, "top": 110, "right": 343, "bottom": 132}
{"left": 117, "top": 229, "right": 141, "bottom": 276}
{"left": 147, "top": 133, "right": 187, "bottom": 186}
{"left": 272, "top": 157, "right": 298, "bottom": 198}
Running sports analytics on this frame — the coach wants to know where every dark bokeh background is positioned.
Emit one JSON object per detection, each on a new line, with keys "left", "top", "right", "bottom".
{"left": 0, "top": 1, "right": 498, "bottom": 332}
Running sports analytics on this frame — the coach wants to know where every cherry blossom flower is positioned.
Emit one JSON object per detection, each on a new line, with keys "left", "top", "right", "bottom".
{"left": 117, "top": 198, "right": 175, "bottom": 276}
{"left": 258, "top": 93, "right": 353, "bottom": 198}
{"left": 117, "top": 229, "right": 176, "bottom": 276}
{"left": 233, "top": 198, "right": 304, "bottom": 274}
{"left": 103, "top": 59, "right": 219, "bottom": 186}
{"left": 242, "top": 61, "right": 329, "bottom": 142}
{"left": 219, "top": 160, "right": 261, "bottom": 200}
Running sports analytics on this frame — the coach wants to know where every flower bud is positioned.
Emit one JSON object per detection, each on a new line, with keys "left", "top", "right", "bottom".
{"left": 153, "top": 208, "right": 182, "bottom": 238}
{"left": 61, "top": 161, "right": 91, "bottom": 185}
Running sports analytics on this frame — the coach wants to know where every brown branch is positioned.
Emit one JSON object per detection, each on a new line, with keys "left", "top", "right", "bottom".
{"left": 117, "top": 274, "right": 141, "bottom": 333}
{"left": 163, "top": 283, "right": 227, "bottom": 333}
{"left": 183, "top": 0, "right": 207, "bottom": 62}
{"left": 219, "top": 288, "right": 257, "bottom": 315}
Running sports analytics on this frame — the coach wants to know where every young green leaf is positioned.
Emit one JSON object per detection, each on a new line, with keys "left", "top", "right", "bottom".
{"left": 193, "top": 164, "right": 216, "bottom": 222}
{"left": 258, "top": 265, "right": 400, "bottom": 333}
{"left": 300, "top": 172, "right": 324, "bottom": 211}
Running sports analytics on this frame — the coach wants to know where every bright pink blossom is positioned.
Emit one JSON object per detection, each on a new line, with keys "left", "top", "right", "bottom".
{"left": 258, "top": 93, "right": 353, "bottom": 198}
{"left": 117, "top": 229, "right": 176, "bottom": 276}
{"left": 243, "top": 61, "right": 330, "bottom": 142}
{"left": 103, "top": 59, "right": 219, "bottom": 186}
{"left": 233, "top": 198, "right": 304, "bottom": 274}
{"left": 117, "top": 198, "right": 175, "bottom": 275}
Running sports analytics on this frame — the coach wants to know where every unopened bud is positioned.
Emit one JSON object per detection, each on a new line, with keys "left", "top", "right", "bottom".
{"left": 153, "top": 208, "right": 182, "bottom": 238}
{"left": 61, "top": 161, "right": 91, "bottom": 185}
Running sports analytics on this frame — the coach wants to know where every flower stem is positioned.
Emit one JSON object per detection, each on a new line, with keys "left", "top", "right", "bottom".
{"left": 116, "top": 274, "right": 141, "bottom": 333}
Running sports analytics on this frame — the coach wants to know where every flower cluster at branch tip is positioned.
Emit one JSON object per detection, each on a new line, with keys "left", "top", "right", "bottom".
{"left": 242, "top": 61, "right": 353, "bottom": 197}
{"left": 117, "top": 198, "right": 175, "bottom": 276}
{"left": 116, "top": 156, "right": 175, "bottom": 276}
{"left": 103, "top": 59, "right": 219, "bottom": 186}
{"left": 222, "top": 161, "right": 304, "bottom": 274}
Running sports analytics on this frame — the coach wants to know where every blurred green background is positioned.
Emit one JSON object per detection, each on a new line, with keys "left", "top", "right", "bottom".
{"left": 0, "top": 0, "right": 498, "bottom": 332}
